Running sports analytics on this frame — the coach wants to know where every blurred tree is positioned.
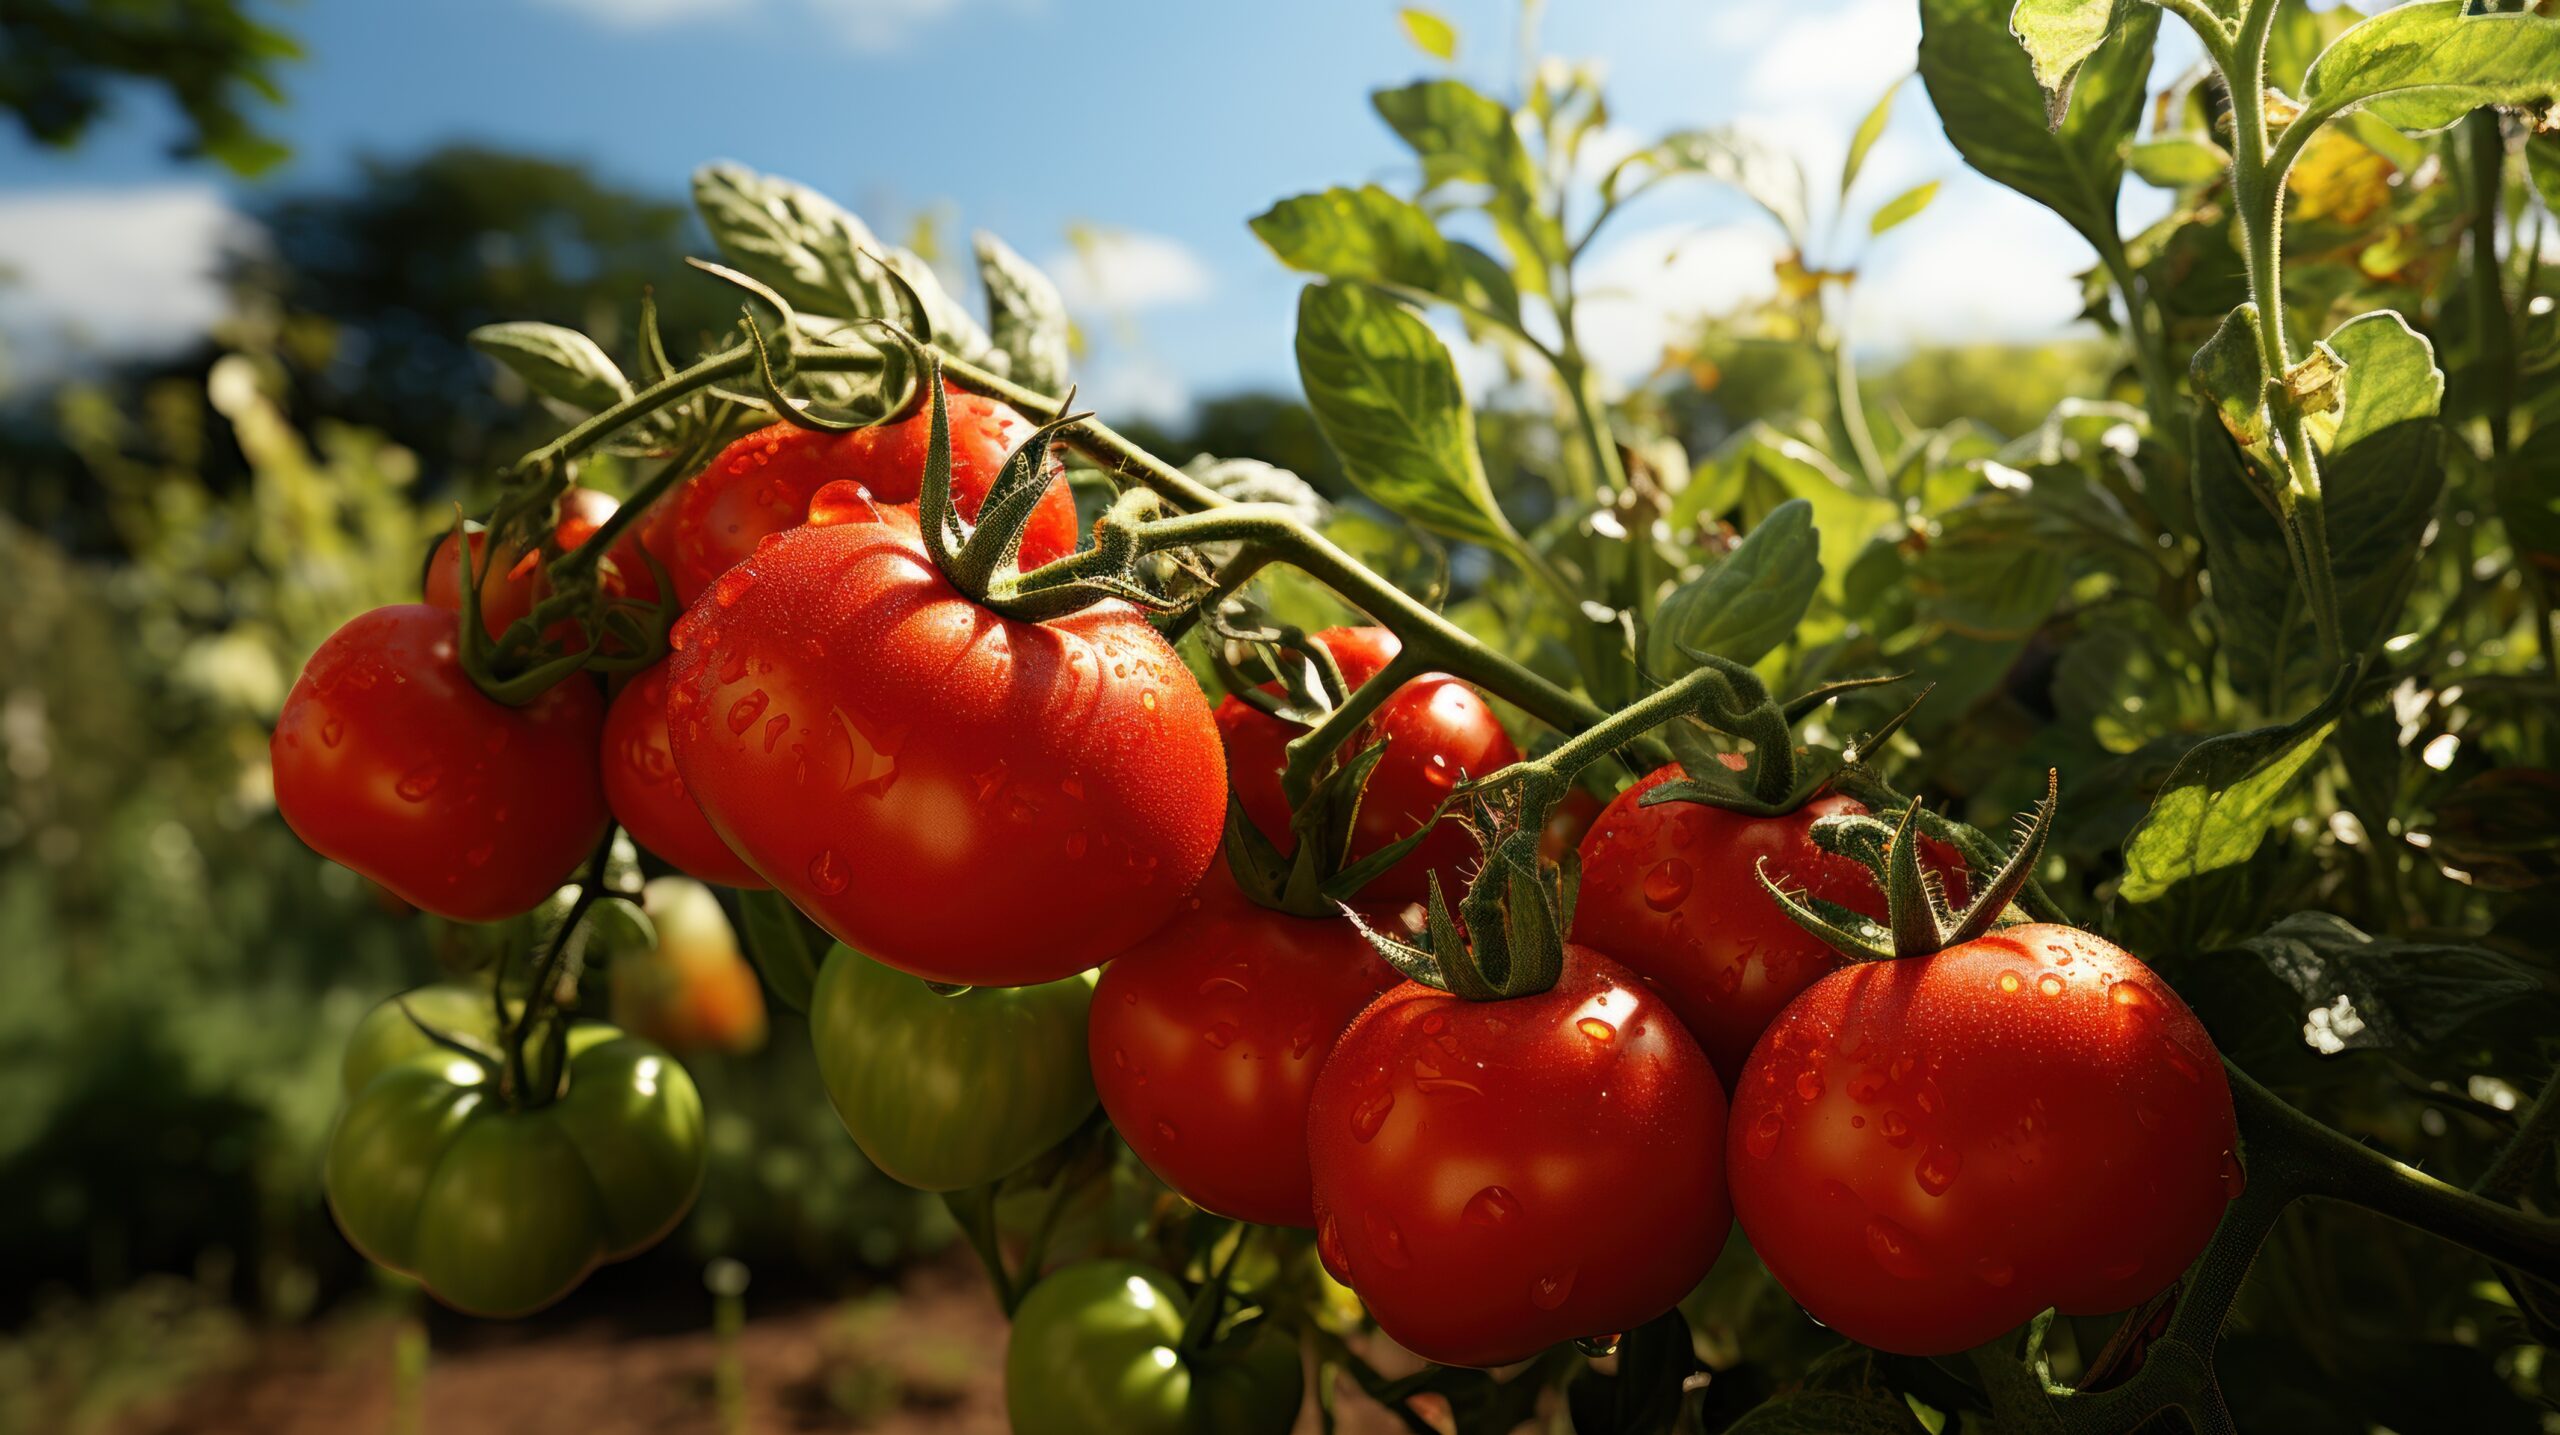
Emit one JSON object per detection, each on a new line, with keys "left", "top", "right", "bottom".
{"left": 0, "top": 0, "right": 299, "bottom": 173}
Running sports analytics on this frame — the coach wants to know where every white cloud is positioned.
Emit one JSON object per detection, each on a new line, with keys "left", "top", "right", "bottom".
{"left": 1572, "top": 222, "right": 1791, "bottom": 383}
{"left": 0, "top": 185, "right": 251, "bottom": 380}
{"left": 536, "top": 0, "right": 980, "bottom": 53}
{"left": 1044, "top": 230, "right": 1213, "bottom": 315}
{"left": 1850, "top": 181, "right": 2093, "bottom": 348}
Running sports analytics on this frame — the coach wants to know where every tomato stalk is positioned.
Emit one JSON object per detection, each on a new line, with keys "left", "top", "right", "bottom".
{"left": 497, "top": 826, "right": 621, "bottom": 1107}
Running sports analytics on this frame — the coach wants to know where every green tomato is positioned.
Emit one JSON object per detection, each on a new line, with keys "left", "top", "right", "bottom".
{"left": 1004, "top": 1261, "right": 1303, "bottom": 1435}
{"left": 810, "top": 944, "right": 1096, "bottom": 1192}
{"left": 325, "top": 985, "right": 706, "bottom": 1317}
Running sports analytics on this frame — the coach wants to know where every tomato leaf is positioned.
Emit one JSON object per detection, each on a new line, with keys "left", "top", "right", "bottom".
{"left": 2191, "top": 303, "right": 2273, "bottom": 454}
{"left": 1646, "top": 497, "right": 1820, "bottom": 675}
{"left": 2127, "top": 134, "right": 2231, "bottom": 189}
{"left": 2118, "top": 666, "right": 2355, "bottom": 904}
{"left": 1251, "top": 185, "right": 1520, "bottom": 323}
{"left": 973, "top": 231, "right": 1070, "bottom": 397}
{"left": 1294, "top": 280, "right": 1519, "bottom": 554}
{"left": 1867, "top": 180, "right": 1940, "bottom": 238}
{"left": 1842, "top": 76, "right": 1903, "bottom": 199}
{"left": 733, "top": 887, "right": 820, "bottom": 1014}
{"left": 1919, "top": 0, "right": 2154, "bottom": 251}
{"left": 1371, "top": 78, "right": 1557, "bottom": 295}
{"left": 2298, "top": 0, "right": 2560, "bottom": 136}
{"left": 1690, "top": 424, "right": 1895, "bottom": 607}
{"left": 2006, "top": 0, "right": 2129, "bottom": 129}
{"left": 468, "top": 322, "right": 632, "bottom": 414}
{"left": 2228, "top": 912, "right": 2559, "bottom": 1060}
{"left": 1397, "top": 6, "right": 1457, "bottom": 60}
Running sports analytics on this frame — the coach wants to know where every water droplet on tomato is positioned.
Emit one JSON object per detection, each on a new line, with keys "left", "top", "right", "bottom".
{"left": 1350, "top": 1087, "right": 1394, "bottom": 1142}
{"left": 806, "top": 848, "right": 850, "bottom": 895}
{"left": 1846, "top": 1070, "right": 1884, "bottom": 1103}
{"left": 320, "top": 717, "right": 344, "bottom": 748}
{"left": 1364, "top": 1209, "right": 1411, "bottom": 1270}
{"left": 396, "top": 763, "right": 443, "bottom": 802}
{"left": 1865, "top": 1217, "right": 1929, "bottom": 1279}
{"left": 1881, "top": 1110, "right": 1913, "bottom": 1148}
{"left": 1996, "top": 971, "right": 2023, "bottom": 994}
{"left": 1641, "top": 858, "right": 1693, "bottom": 911}
{"left": 1317, "top": 1213, "right": 1350, "bottom": 1278}
{"left": 1065, "top": 832, "right": 1089, "bottom": 859}
{"left": 1746, "top": 1107, "right": 1783, "bottom": 1159}
{"left": 2037, "top": 972, "right": 2066, "bottom": 997}
{"left": 1528, "top": 1268, "right": 1578, "bottom": 1310}
{"left": 726, "top": 690, "right": 768, "bottom": 734}
{"left": 2156, "top": 1031, "right": 2204, "bottom": 1083}
{"left": 1153, "top": 1119, "right": 1179, "bottom": 1146}
{"left": 1196, "top": 973, "right": 1248, "bottom": 1000}
{"left": 762, "top": 713, "right": 791, "bottom": 753}
{"left": 1915, "top": 1144, "right": 1962, "bottom": 1196}
{"left": 1140, "top": 690, "right": 1158, "bottom": 712}
{"left": 1575, "top": 1334, "right": 1622, "bottom": 1358}
{"left": 1060, "top": 774, "right": 1085, "bottom": 801}
{"left": 2219, "top": 1150, "right": 2248, "bottom": 1198}
{"left": 1795, "top": 1068, "right": 1826, "bottom": 1102}
{"left": 464, "top": 842, "right": 493, "bottom": 869}
{"left": 1462, "top": 1186, "right": 1520, "bottom": 1227}
{"left": 1577, "top": 1017, "right": 1616, "bottom": 1044}
{"left": 2109, "top": 979, "right": 2158, "bottom": 1017}
{"left": 710, "top": 568, "right": 755, "bottom": 609}
{"left": 1202, "top": 1021, "right": 1239, "bottom": 1051}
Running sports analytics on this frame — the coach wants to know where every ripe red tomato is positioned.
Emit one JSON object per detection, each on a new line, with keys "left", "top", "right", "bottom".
{"left": 271, "top": 604, "right": 609, "bottom": 921}
{"left": 1090, "top": 863, "right": 1401, "bottom": 1227}
{"left": 425, "top": 487, "right": 659, "bottom": 644}
{"left": 602, "top": 659, "right": 765, "bottom": 888}
{"left": 1218, "top": 627, "right": 1518, "bottom": 906}
{"left": 663, "top": 502, "right": 1224, "bottom": 986}
{"left": 1573, "top": 762, "right": 1970, "bottom": 1086}
{"left": 1306, "top": 945, "right": 1730, "bottom": 1367}
{"left": 1726, "top": 924, "right": 2240, "bottom": 1356}
{"left": 648, "top": 388, "right": 1078, "bottom": 607}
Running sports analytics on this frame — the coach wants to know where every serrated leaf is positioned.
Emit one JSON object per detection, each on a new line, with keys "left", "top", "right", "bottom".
{"left": 1702, "top": 424, "right": 1897, "bottom": 605}
{"left": 469, "top": 322, "right": 632, "bottom": 413}
{"left": 2008, "top": 0, "right": 2127, "bottom": 129}
{"left": 1295, "top": 281, "right": 1516, "bottom": 553}
{"left": 1868, "top": 179, "right": 1941, "bottom": 236}
{"left": 1397, "top": 6, "right": 1456, "bottom": 60}
{"left": 2229, "top": 912, "right": 2559, "bottom": 1057}
{"left": 974, "top": 231, "right": 1070, "bottom": 396}
{"left": 1920, "top": 0, "right": 2155, "bottom": 250}
{"left": 1646, "top": 498, "right": 1821, "bottom": 675}
{"left": 733, "top": 887, "right": 820, "bottom": 1014}
{"left": 2119, "top": 666, "right": 2354, "bottom": 903}
{"left": 2128, "top": 134, "right": 2231, "bottom": 188}
{"left": 2298, "top": 0, "right": 2560, "bottom": 136}
{"left": 1843, "top": 77, "right": 1904, "bottom": 198}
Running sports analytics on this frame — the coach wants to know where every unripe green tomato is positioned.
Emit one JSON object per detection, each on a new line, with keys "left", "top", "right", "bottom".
{"left": 810, "top": 944, "right": 1097, "bottom": 1192}
{"left": 325, "top": 985, "right": 707, "bottom": 1318}
{"left": 1003, "top": 1261, "right": 1302, "bottom": 1435}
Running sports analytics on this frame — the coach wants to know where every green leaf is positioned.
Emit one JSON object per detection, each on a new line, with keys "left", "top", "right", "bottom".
{"left": 2229, "top": 912, "right": 2560, "bottom": 1057}
{"left": 1250, "top": 185, "right": 1519, "bottom": 321}
{"left": 2118, "top": 666, "right": 2354, "bottom": 903}
{"left": 2008, "top": 0, "right": 2129, "bottom": 129}
{"left": 1868, "top": 179, "right": 1941, "bottom": 237}
{"left": 1919, "top": 0, "right": 2156, "bottom": 250}
{"left": 1617, "top": 127, "right": 1809, "bottom": 246}
{"left": 1703, "top": 424, "right": 1897, "bottom": 606}
{"left": 2502, "top": 421, "right": 2560, "bottom": 574}
{"left": 2128, "top": 134, "right": 2231, "bottom": 188}
{"left": 1843, "top": 76, "right": 1905, "bottom": 198}
{"left": 468, "top": 322, "right": 633, "bottom": 414}
{"left": 1294, "top": 281, "right": 1516, "bottom": 553}
{"left": 973, "top": 231, "right": 1070, "bottom": 396}
{"left": 2298, "top": 0, "right": 2560, "bottom": 136}
{"left": 2191, "top": 303, "right": 2273, "bottom": 453}
{"left": 1397, "top": 6, "right": 1457, "bottom": 60}
{"left": 733, "top": 888, "right": 820, "bottom": 1014}
{"left": 692, "top": 162, "right": 997, "bottom": 366}
{"left": 1646, "top": 498, "right": 1821, "bottom": 675}
{"left": 1371, "top": 79, "right": 1557, "bottom": 294}
{"left": 2530, "top": 134, "right": 2560, "bottom": 218}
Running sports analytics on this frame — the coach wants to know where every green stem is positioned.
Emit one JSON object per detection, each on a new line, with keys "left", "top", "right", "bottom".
{"left": 933, "top": 349, "right": 1231, "bottom": 512}
{"left": 501, "top": 829, "right": 616, "bottom": 1106}
{"left": 1281, "top": 650, "right": 1424, "bottom": 815}
{"left": 2092, "top": 227, "right": 2187, "bottom": 454}
{"left": 942, "top": 1186, "right": 1019, "bottom": 1316}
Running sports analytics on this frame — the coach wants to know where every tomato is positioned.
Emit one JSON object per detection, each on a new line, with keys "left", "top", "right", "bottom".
{"left": 271, "top": 605, "right": 609, "bottom": 922}
{"left": 810, "top": 943, "right": 1097, "bottom": 1191}
{"left": 602, "top": 659, "right": 765, "bottom": 888}
{"left": 1725, "top": 924, "right": 2240, "bottom": 1356}
{"left": 609, "top": 876, "right": 769, "bottom": 1055}
{"left": 648, "top": 390, "right": 1078, "bottom": 607}
{"left": 1305, "top": 945, "right": 1730, "bottom": 1367}
{"left": 1090, "top": 863, "right": 1401, "bottom": 1227}
{"left": 1539, "top": 785, "right": 1604, "bottom": 865}
{"left": 1218, "top": 626, "right": 1519, "bottom": 905}
{"left": 325, "top": 985, "right": 706, "bottom": 1318}
{"left": 664, "top": 504, "right": 1225, "bottom": 985}
{"left": 1572, "top": 761, "right": 1971, "bottom": 1085}
{"left": 1004, "top": 1261, "right": 1303, "bottom": 1435}
{"left": 425, "top": 487, "right": 658, "bottom": 643}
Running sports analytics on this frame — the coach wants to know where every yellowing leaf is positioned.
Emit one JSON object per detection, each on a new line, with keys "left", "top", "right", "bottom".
{"left": 2287, "top": 128, "right": 2396, "bottom": 225}
{"left": 1398, "top": 7, "right": 1457, "bottom": 60}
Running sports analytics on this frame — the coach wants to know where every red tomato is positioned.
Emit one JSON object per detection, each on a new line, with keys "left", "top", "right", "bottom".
{"left": 425, "top": 487, "right": 658, "bottom": 644}
{"left": 1573, "top": 761, "right": 1971, "bottom": 1086}
{"left": 649, "top": 388, "right": 1078, "bottom": 607}
{"left": 271, "top": 604, "right": 609, "bottom": 922}
{"left": 1726, "top": 924, "right": 2240, "bottom": 1356}
{"left": 662, "top": 502, "right": 1224, "bottom": 985}
{"left": 1306, "top": 945, "right": 1730, "bottom": 1367}
{"left": 1089, "top": 863, "right": 1401, "bottom": 1227}
{"left": 1218, "top": 627, "right": 1519, "bottom": 906}
{"left": 602, "top": 659, "right": 766, "bottom": 888}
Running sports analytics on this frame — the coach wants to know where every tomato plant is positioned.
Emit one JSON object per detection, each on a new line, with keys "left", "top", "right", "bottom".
{"left": 601, "top": 658, "right": 765, "bottom": 888}
{"left": 1003, "top": 1261, "right": 1302, "bottom": 1435}
{"left": 607, "top": 876, "right": 768, "bottom": 1055}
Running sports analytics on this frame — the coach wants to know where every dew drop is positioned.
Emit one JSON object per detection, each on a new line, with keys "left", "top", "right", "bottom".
{"left": 1996, "top": 971, "right": 2023, "bottom": 994}
{"left": 1317, "top": 1213, "right": 1351, "bottom": 1278}
{"left": 1575, "top": 1334, "right": 1622, "bottom": 1358}
{"left": 1140, "top": 690, "right": 1158, "bottom": 712}
{"left": 1881, "top": 1110, "right": 1913, "bottom": 1148}
{"left": 1846, "top": 1070, "right": 1885, "bottom": 1103}
{"left": 320, "top": 717, "right": 344, "bottom": 748}
{"left": 2037, "top": 972, "right": 2066, "bottom": 997}
{"left": 1794, "top": 1068, "right": 1826, "bottom": 1102}
{"left": 1364, "top": 1209, "right": 1411, "bottom": 1270}
{"left": 806, "top": 847, "right": 850, "bottom": 895}
{"left": 395, "top": 763, "right": 443, "bottom": 803}
{"left": 726, "top": 690, "right": 769, "bottom": 735}
{"left": 1529, "top": 1267, "right": 1578, "bottom": 1311}
{"left": 1746, "top": 1107, "right": 1784, "bottom": 1159}
{"left": 1463, "top": 1186, "right": 1520, "bottom": 1227}
{"left": 1202, "top": 1021, "right": 1239, "bottom": 1051}
{"left": 1641, "top": 858, "right": 1693, "bottom": 911}
{"left": 2109, "top": 979, "right": 2158, "bottom": 1017}
{"left": 1350, "top": 1087, "right": 1395, "bottom": 1142}
{"left": 1865, "top": 1217, "right": 1930, "bottom": 1280}
{"left": 1197, "top": 974, "right": 1249, "bottom": 1000}
{"left": 1577, "top": 1017, "right": 1617, "bottom": 1044}
{"left": 762, "top": 713, "right": 791, "bottom": 752}
{"left": 2219, "top": 1150, "right": 2248, "bottom": 1199}
{"left": 1153, "top": 1119, "right": 1179, "bottom": 1146}
{"left": 1065, "top": 832, "right": 1089, "bottom": 859}
{"left": 1915, "top": 1144, "right": 1962, "bottom": 1197}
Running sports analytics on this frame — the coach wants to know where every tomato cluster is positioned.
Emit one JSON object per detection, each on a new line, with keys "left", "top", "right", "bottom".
{"left": 277, "top": 385, "right": 2243, "bottom": 1387}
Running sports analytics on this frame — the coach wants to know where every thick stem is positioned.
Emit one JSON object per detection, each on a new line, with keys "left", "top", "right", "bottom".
{"left": 2472, "top": 1073, "right": 2560, "bottom": 1203}
{"left": 1280, "top": 651, "right": 1424, "bottom": 814}
{"left": 502, "top": 829, "right": 617, "bottom": 1106}
{"left": 1826, "top": 323, "right": 1889, "bottom": 491}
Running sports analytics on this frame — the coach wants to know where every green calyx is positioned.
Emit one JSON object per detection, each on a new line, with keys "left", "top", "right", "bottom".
{"left": 1341, "top": 784, "right": 1575, "bottom": 1002}
{"left": 1759, "top": 769, "right": 2061, "bottom": 963}
{"left": 1636, "top": 667, "right": 1925, "bottom": 819}
{"left": 448, "top": 498, "right": 684, "bottom": 707}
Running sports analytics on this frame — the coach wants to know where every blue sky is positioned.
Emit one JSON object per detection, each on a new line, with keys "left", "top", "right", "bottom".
{"left": 0, "top": 0, "right": 2199, "bottom": 418}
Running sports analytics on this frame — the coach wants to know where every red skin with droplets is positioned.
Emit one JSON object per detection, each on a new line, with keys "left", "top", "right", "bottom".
{"left": 1726, "top": 924, "right": 2240, "bottom": 1356}
{"left": 271, "top": 604, "right": 609, "bottom": 922}
{"left": 647, "top": 388, "right": 1078, "bottom": 607}
{"left": 1572, "top": 760, "right": 1971, "bottom": 1087}
{"left": 1089, "top": 864, "right": 1401, "bottom": 1227}
{"left": 1305, "top": 945, "right": 1731, "bottom": 1368}
{"left": 602, "top": 659, "right": 766, "bottom": 888}
{"left": 662, "top": 501, "right": 1223, "bottom": 986}
{"left": 1216, "top": 627, "right": 1519, "bottom": 906}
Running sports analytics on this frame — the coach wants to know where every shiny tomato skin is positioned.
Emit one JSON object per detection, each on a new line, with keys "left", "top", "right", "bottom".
{"left": 1090, "top": 864, "right": 1401, "bottom": 1227}
{"left": 650, "top": 390, "right": 1076, "bottom": 607}
{"left": 1306, "top": 945, "right": 1730, "bottom": 1368}
{"left": 271, "top": 605, "right": 608, "bottom": 922}
{"left": 1573, "top": 762, "right": 1971, "bottom": 1087}
{"left": 1727, "top": 924, "right": 2240, "bottom": 1356}
{"left": 1218, "top": 626, "right": 1519, "bottom": 906}
{"left": 663, "top": 506, "right": 1224, "bottom": 986}
{"left": 602, "top": 659, "right": 765, "bottom": 888}
{"left": 425, "top": 487, "right": 657, "bottom": 644}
